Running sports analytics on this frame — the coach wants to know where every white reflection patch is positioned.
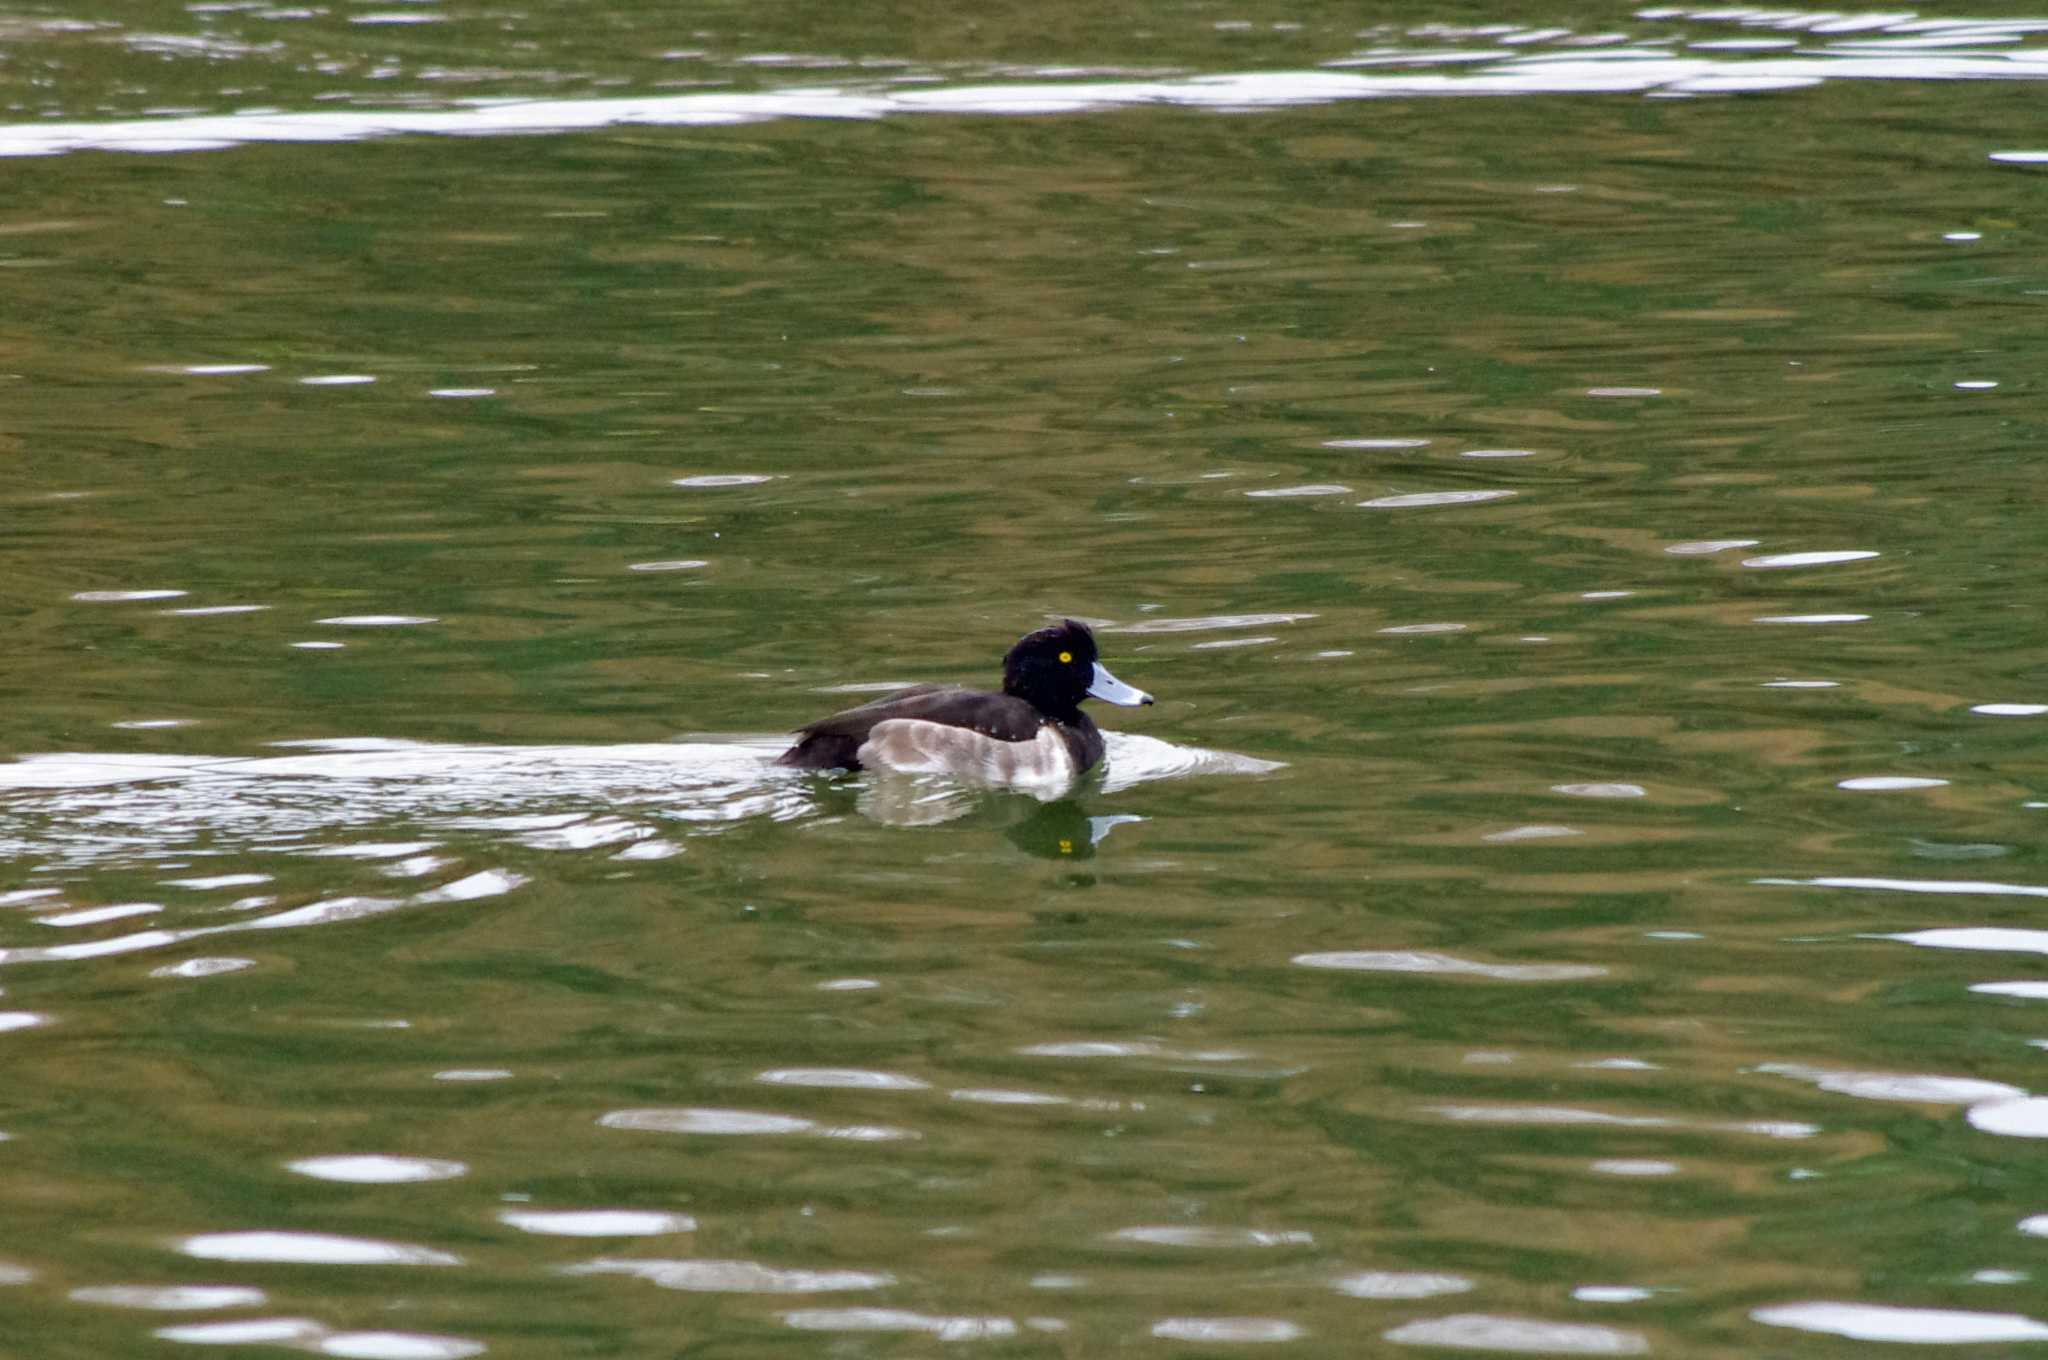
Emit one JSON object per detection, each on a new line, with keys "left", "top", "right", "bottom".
{"left": 1895, "top": 929, "right": 2048, "bottom": 956}
{"left": 781, "top": 1308, "right": 1016, "bottom": 1338}
{"left": 1383, "top": 1313, "right": 1648, "bottom": 1354}
{"left": 949, "top": 1088, "right": 1068, "bottom": 1105}
{"left": 500, "top": 1209, "right": 695, "bottom": 1237}
{"left": 1972, "top": 981, "right": 2048, "bottom": 999}
{"left": 1551, "top": 783, "right": 1645, "bottom": 798}
{"left": 1590, "top": 1160, "right": 1677, "bottom": 1177}
{"left": 1111, "top": 612, "right": 1314, "bottom": 634}
{"left": 156, "top": 1319, "right": 325, "bottom": 1345}
{"left": 1246, "top": 484, "right": 1350, "bottom": 498}
{"left": 1293, "top": 951, "right": 1604, "bottom": 981}
{"left": 1112, "top": 1227, "right": 1312, "bottom": 1248}
{"left": 176, "top": 1232, "right": 460, "bottom": 1266}
{"left": 150, "top": 957, "right": 254, "bottom": 979}
{"left": 1358, "top": 490, "right": 1515, "bottom": 509}
{"left": 1839, "top": 776, "right": 1948, "bottom": 791}
{"left": 565, "top": 1258, "right": 890, "bottom": 1293}
{"left": 1333, "top": 1270, "right": 1473, "bottom": 1299}
{"left": 600, "top": 1108, "right": 816, "bottom": 1136}
{"left": 1664, "top": 539, "right": 1758, "bottom": 555}
{"left": 1967, "top": 1097, "right": 2048, "bottom": 1138}
{"left": 1752, "top": 1301, "right": 2048, "bottom": 1344}
{"left": 1767, "top": 875, "right": 2048, "bottom": 900}
{"left": 71, "top": 1284, "right": 266, "bottom": 1310}
{"left": 1574, "top": 1286, "right": 1652, "bottom": 1303}
{"left": 1757, "top": 1062, "right": 2023, "bottom": 1105}
{"left": 316, "top": 1332, "right": 485, "bottom": 1360}
{"left": 757, "top": 1068, "right": 929, "bottom": 1090}
{"left": 1153, "top": 1318, "right": 1303, "bottom": 1342}
{"left": 285, "top": 1155, "right": 467, "bottom": 1184}
{"left": 1742, "top": 550, "right": 1880, "bottom": 568}
{"left": 163, "top": 873, "right": 272, "bottom": 890}
{"left": 38, "top": 903, "right": 160, "bottom": 927}
{"left": 1431, "top": 1106, "right": 1670, "bottom": 1128}
{"left": 1018, "top": 1040, "right": 1162, "bottom": 1058}
{"left": 314, "top": 615, "right": 435, "bottom": 627}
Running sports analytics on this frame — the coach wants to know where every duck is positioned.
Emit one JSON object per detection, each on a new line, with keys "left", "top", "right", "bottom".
{"left": 775, "top": 619, "right": 1153, "bottom": 784}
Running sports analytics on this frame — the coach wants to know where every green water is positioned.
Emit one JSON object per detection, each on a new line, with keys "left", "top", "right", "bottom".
{"left": 7, "top": 4, "right": 2048, "bottom": 1356}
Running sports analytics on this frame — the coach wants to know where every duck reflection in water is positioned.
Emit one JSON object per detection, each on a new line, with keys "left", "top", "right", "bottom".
{"left": 808, "top": 776, "right": 1144, "bottom": 857}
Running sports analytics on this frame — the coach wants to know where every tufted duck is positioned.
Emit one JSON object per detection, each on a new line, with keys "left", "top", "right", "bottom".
{"left": 775, "top": 619, "right": 1153, "bottom": 783}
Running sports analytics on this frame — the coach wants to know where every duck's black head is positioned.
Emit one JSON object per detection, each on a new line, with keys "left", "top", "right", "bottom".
{"left": 1001, "top": 619, "right": 1153, "bottom": 718}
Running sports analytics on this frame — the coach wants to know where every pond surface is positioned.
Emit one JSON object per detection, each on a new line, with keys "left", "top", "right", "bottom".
{"left": 7, "top": 2, "right": 2048, "bottom": 1355}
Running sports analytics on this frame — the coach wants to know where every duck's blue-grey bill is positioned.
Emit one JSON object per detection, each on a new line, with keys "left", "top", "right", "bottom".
{"left": 1088, "top": 661, "right": 1153, "bottom": 707}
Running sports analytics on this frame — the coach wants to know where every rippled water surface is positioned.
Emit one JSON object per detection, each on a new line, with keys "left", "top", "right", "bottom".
{"left": 10, "top": 2, "right": 2048, "bottom": 1355}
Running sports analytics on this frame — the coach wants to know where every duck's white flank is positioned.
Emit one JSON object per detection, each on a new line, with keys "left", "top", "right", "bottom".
{"left": 857, "top": 719, "right": 1077, "bottom": 789}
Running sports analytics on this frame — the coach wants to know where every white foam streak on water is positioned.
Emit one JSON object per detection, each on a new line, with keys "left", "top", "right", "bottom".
{"left": 13, "top": 41, "right": 2048, "bottom": 159}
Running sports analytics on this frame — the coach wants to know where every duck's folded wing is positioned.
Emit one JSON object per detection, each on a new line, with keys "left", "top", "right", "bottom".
{"left": 778, "top": 687, "right": 1042, "bottom": 770}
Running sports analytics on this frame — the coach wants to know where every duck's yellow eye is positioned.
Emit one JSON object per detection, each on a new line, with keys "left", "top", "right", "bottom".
{"left": 1058, "top": 651, "right": 1073, "bottom": 663}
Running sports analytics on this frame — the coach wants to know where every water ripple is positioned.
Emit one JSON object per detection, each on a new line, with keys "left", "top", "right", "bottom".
{"left": 0, "top": 734, "right": 1271, "bottom": 869}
